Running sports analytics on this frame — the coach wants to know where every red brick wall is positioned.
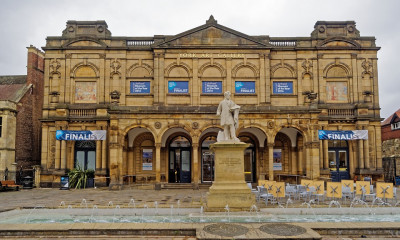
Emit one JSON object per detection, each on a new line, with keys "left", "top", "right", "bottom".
{"left": 15, "top": 47, "right": 44, "bottom": 169}
{"left": 381, "top": 124, "right": 400, "bottom": 141}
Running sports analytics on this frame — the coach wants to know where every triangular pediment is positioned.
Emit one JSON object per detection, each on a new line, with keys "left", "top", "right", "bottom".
{"left": 155, "top": 16, "right": 268, "bottom": 48}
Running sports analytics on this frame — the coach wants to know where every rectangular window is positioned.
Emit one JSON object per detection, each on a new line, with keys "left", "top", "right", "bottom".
{"left": 130, "top": 81, "right": 150, "bottom": 94}
{"left": 392, "top": 122, "right": 400, "bottom": 130}
{"left": 273, "top": 81, "right": 293, "bottom": 94}
{"left": 202, "top": 81, "right": 222, "bottom": 94}
{"left": 0, "top": 117, "right": 2, "bottom": 137}
{"left": 235, "top": 81, "right": 255, "bottom": 94}
{"left": 168, "top": 81, "right": 189, "bottom": 94}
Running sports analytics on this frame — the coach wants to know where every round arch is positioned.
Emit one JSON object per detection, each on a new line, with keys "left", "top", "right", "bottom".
{"left": 323, "top": 63, "right": 352, "bottom": 78}
{"left": 238, "top": 127, "right": 268, "bottom": 148}
{"left": 161, "top": 127, "right": 192, "bottom": 147}
{"left": 71, "top": 62, "right": 100, "bottom": 78}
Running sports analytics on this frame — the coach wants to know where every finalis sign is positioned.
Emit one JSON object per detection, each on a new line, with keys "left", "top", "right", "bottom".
{"left": 318, "top": 130, "right": 368, "bottom": 140}
{"left": 56, "top": 130, "right": 107, "bottom": 141}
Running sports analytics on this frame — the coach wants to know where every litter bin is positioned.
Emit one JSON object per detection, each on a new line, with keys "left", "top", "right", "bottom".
{"left": 23, "top": 176, "right": 33, "bottom": 189}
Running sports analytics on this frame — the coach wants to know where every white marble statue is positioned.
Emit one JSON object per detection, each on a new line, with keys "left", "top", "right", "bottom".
{"left": 216, "top": 91, "right": 240, "bottom": 142}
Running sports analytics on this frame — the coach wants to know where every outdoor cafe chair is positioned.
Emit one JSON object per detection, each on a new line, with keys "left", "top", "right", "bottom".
{"left": 298, "top": 185, "right": 310, "bottom": 202}
{"left": 342, "top": 186, "right": 353, "bottom": 204}
{"left": 285, "top": 185, "right": 296, "bottom": 200}
{"left": 257, "top": 186, "right": 274, "bottom": 205}
{"left": 247, "top": 183, "right": 258, "bottom": 194}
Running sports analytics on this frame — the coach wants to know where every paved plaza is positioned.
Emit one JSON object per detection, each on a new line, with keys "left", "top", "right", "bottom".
{"left": 0, "top": 186, "right": 400, "bottom": 239}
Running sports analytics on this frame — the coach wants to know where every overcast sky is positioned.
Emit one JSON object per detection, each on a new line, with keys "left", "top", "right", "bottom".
{"left": 0, "top": 0, "right": 398, "bottom": 119}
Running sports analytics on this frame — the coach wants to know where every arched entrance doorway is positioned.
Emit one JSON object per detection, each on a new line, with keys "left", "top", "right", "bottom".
{"left": 74, "top": 140, "right": 96, "bottom": 170}
{"left": 168, "top": 136, "right": 191, "bottom": 183}
{"left": 201, "top": 135, "right": 217, "bottom": 182}
{"left": 239, "top": 136, "right": 256, "bottom": 183}
{"left": 328, "top": 140, "right": 350, "bottom": 182}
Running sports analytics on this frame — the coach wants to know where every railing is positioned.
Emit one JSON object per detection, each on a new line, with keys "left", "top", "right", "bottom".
{"left": 69, "top": 109, "right": 96, "bottom": 117}
{"left": 126, "top": 40, "right": 154, "bottom": 46}
{"left": 269, "top": 40, "right": 297, "bottom": 47}
{"left": 328, "top": 109, "right": 355, "bottom": 117}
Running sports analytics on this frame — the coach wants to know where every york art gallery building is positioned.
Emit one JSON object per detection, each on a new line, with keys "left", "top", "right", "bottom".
{"left": 39, "top": 16, "right": 383, "bottom": 187}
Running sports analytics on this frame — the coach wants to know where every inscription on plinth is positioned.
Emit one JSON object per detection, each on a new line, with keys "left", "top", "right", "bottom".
{"left": 206, "top": 142, "right": 255, "bottom": 211}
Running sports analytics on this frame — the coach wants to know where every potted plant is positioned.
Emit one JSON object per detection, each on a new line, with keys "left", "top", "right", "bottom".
{"left": 68, "top": 165, "right": 95, "bottom": 189}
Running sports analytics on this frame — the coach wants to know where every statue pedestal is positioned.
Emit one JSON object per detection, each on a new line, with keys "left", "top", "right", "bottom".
{"left": 206, "top": 141, "right": 255, "bottom": 211}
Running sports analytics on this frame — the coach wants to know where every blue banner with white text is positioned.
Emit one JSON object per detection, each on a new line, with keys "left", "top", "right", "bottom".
{"left": 168, "top": 81, "right": 189, "bottom": 93}
{"left": 318, "top": 130, "right": 368, "bottom": 140}
{"left": 130, "top": 81, "right": 150, "bottom": 94}
{"left": 202, "top": 81, "right": 222, "bottom": 94}
{"left": 235, "top": 81, "right": 255, "bottom": 94}
{"left": 273, "top": 81, "right": 293, "bottom": 94}
{"left": 56, "top": 130, "right": 107, "bottom": 141}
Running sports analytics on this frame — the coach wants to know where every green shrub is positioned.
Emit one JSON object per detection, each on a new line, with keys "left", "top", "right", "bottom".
{"left": 68, "top": 165, "right": 95, "bottom": 189}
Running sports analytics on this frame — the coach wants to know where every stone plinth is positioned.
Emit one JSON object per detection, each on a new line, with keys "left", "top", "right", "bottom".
{"left": 206, "top": 141, "right": 255, "bottom": 211}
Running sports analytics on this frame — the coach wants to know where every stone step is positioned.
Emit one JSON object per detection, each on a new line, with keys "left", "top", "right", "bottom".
{"left": 161, "top": 183, "right": 211, "bottom": 190}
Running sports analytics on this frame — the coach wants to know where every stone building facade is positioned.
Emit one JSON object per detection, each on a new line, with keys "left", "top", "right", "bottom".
{"left": 39, "top": 17, "right": 382, "bottom": 187}
{"left": 0, "top": 46, "right": 44, "bottom": 180}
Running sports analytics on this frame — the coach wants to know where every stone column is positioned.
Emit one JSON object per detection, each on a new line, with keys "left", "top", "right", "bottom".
{"left": 33, "top": 165, "right": 41, "bottom": 188}
{"left": 159, "top": 53, "right": 165, "bottom": 105}
{"left": 323, "top": 140, "right": 329, "bottom": 169}
{"left": 109, "top": 120, "right": 120, "bottom": 184}
{"left": 375, "top": 125, "right": 383, "bottom": 169}
{"left": 192, "top": 143, "right": 199, "bottom": 184}
{"left": 192, "top": 58, "right": 199, "bottom": 106}
{"left": 153, "top": 53, "right": 159, "bottom": 104}
{"left": 358, "top": 140, "right": 365, "bottom": 169}
{"left": 128, "top": 147, "right": 134, "bottom": 175}
{"left": 122, "top": 146, "right": 128, "bottom": 176}
{"left": 310, "top": 142, "right": 321, "bottom": 179}
{"left": 319, "top": 141, "right": 323, "bottom": 169}
{"left": 60, "top": 140, "right": 67, "bottom": 170}
{"left": 291, "top": 147, "right": 297, "bottom": 175}
{"left": 364, "top": 138, "right": 370, "bottom": 169}
{"left": 349, "top": 142, "right": 355, "bottom": 179}
{"left": 298, "top": 146, "right": 304, "bottom": 174}
{"left": 259, "top": 54, "right": 266, "bottom": 104}
{"left": 96, "top": 140, "right": 101, "bottom": 171}
{"left": 226, "top": 58, "right": 232, "bottom": 93}
{"left": 267, "top": 143, "right": 274, "bottom": 181}
{"left": 265, "top": 54, "right": 271, "bottom": 103}
{"left": 55, "top": 140, "right": 61, "bottom": 169}
{"left": 101, "top": 139, "right": 107, "bottom": 170}
{"left": 305, "top": 143, "right": 311, "bottom": 178}
{"left": 41, "top": 126, "right": 49, "bottom": 170}
{"left": 155, "top": 143, "right": 161, "bottom": 182}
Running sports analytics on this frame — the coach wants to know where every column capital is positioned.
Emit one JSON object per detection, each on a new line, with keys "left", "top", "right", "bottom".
{"left": 267, "top": 143, "right": 274, "bottom": 148}
{"left": 192, "top": 143, "right": 199, "bottom": 148}
{"left": 155, "top": 143, "right": 162, "bottom": 148}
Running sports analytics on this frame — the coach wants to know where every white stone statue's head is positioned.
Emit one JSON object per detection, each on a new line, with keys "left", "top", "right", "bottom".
{"left": 224, "top": 91, "right": 231, "bottom": 100}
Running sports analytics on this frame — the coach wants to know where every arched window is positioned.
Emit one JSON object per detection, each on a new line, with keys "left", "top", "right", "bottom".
{"left": 325, "top": 66, "right": 349, "bottom": 103}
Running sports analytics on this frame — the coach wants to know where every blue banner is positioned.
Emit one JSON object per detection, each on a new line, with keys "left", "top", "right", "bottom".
{"left": 318, "top": 130, "right": 368, "bottom": 140}
{"left": 202, "top": 81, "right": 222, "bottom": 94}
{"left": 130, "top": 81, "right": 150, "bottom": 94}
{"left": 168, "top": 81, "right": 189, "bottom": 93}
{"left": 56, "top": 130, "right": 107, "bottom": 141}
{"left": 273, "top": 81, "right": 293, "bottom": 94}
{"left": 235, "top": 81, "right": 255, "bottom": 94}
